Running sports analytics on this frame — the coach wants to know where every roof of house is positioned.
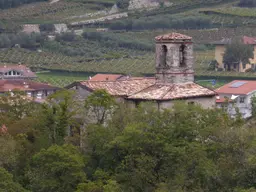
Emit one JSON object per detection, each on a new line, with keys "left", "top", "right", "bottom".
{"left": 90, "top": 74, "right": 124, "bottom": 81}
{"left": 215, "top": 80, "right": 256, "bottom": 95}
{"left": 22, "top": 24, "right": 40, "bottom": 34}
{"left": 71, "top": 78, "right": 216, "bottom": 101}
{"left": 216, "top": 97, "right": 234, "bottom": 103}
{"left": 0, "top": 79, "right": 60, "bottom": 92}
{"left": 155, "top": 32, "right": 192, "bottom": 41}
{"left": 242, "top": 36, "right": 256, "bottom": 45}
{"left": 0, "top": 64, "right": 36, "bottom": 78}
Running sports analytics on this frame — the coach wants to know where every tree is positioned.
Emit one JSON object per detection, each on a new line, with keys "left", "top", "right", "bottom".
{"left": 41, "top": 90, "right": 78, "bottom": 145}
{"left": 223, "top": 41, "right": 254, "bottom": 71}
{"left": 238, "top": 0, "right": 256, "bottom": 7}
{"left": 0, "top": 134, "right": 18, "bottom": 170}
{"left": 116, "top": 0, "right": 129, "bottom": 9}
{"left": 84, "top": 89, "right": 117, "bottom": 125}
{"left": 27, "top": 144, "right": 87, "bottom": 192}
{"left": 0, "top": 167, "right": 29, "bottom": 192}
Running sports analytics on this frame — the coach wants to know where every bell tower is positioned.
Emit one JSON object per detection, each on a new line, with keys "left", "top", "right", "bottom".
{"left": 155, "top": 33, "right": 194, "bottom": 84}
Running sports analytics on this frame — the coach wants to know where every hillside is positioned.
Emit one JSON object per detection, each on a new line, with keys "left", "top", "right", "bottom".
{"left": 1, "top": 0, "right": 256, "bottom": 86}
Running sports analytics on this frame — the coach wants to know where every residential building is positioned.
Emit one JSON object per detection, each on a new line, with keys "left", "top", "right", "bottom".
{"left": 0, "top": 79, "right": 60, "bottom": 101}
{"left": 215, "top": 80, "right": 256, "bottom": 118}
{"left": 213, "top": 36, "right": 256, "bottom": 72}
{"left": 0, "top": 64, "right": 37, "bottom": 79}
{"left": 66, "top": 32, "right": 216, "bottom": 109}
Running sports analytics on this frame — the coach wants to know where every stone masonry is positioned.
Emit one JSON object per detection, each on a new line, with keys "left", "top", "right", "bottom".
{"left": 155, "top": 33, "right": 194, "bottom": 84}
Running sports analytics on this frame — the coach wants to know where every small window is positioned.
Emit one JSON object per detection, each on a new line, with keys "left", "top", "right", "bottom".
{"left": 4, "top": 72, "right": 7, "bottom": 76}
{"left": 240, "top": 97, "right": 245, "bottom": 103}
{"left": 179, "top": 44, "right": 186, "bottom": 67}
{"left": 8, "top": 71, "right": 12, "bottom": 75}
{"left": 13, "top": 71, "right": 16, "bottom": 75}
{"left": 161, "top": 45, "right": 168, "bottom": 67}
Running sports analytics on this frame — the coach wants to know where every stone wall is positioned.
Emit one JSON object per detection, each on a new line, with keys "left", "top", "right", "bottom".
{"left": 155, "top": 42, "right": 194, "bottom": 84}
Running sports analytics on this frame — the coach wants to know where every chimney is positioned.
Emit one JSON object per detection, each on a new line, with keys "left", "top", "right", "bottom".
{"left": 216, "top": 95, "right": 220, "bottom": 100}
{"left": 89, "top": 76, "right": 91, "bottom": 80}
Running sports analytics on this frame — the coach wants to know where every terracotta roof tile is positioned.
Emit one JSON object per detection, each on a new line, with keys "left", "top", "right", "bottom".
{"left": 129, "top": 83, "right": 215, "bottom": 100}
{"left": 215, "top": 80, "right": 256, "bottom": 95}
{"left": 216, "top": 97, "right": 233, "bottom": 103}
{"left": 243, "top": 36, "right": 256, "bottom": 45}
{"left": 81, "top": 78, "right": 155, "bottom": 96}
{"left": 78, "top": 78, "right": 215, "bottom": 100}
{"left": 90, "top": 74, "right": 124, "bottom": 81}
{"left": 0, "top": 79, "right": 59, "bottom": 92}
{"left": 155, "top": 32, "right": 192, "bottom": 41}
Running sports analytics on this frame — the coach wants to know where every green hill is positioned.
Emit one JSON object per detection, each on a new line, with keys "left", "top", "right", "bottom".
{"left": 2, "top": 0, "right": 256, "bottom": 86}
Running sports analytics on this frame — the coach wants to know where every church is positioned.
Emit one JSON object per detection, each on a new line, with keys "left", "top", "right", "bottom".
{"left": 66, "top": 32, "right": 216, "bottom": 109}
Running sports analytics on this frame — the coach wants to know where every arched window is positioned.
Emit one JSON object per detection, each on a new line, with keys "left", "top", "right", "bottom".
{"left": 161, "top": 45, "right": 168, "bottom": 67}
{"left": 179, "top": 44, "right": 186, "bottom": 67}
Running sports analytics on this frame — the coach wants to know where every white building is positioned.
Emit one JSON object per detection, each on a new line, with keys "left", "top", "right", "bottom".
{"left": 215, "top": 80, "right": 256, "bottom": 118}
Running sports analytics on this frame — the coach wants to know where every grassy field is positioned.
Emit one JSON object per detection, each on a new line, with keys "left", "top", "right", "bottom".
{"left": 36, "top": 71, "right": 89, "bottom": 87}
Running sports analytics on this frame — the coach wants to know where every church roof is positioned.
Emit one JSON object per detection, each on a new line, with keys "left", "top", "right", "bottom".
{"left": 90, "top": 73, "right": 124, "bottom": 81}
{"left": 155, "top": 32, "right": 192, "bottom": 41}
{"left": 128, "top": 82, "right": 215, "bottom": 100}
{"left": 71, "top": 78, "right": 216, "bottom": 101}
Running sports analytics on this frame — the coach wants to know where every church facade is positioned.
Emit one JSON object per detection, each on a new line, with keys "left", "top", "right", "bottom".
{"left": 66, "top": 33, "right": 216, "bottom": 109}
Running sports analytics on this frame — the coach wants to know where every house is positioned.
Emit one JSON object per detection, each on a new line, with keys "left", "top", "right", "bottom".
{"left": 22, "top": 24, "right": 40, "bottom": 34}
{"left": 66, "top": 32, "right": 216, "bottom": 109}
{"left": 213, "top": 36, "right": 256, "bottom": 72}
{"left": 0, "top": 79, "right": 60, "bottom": 101}
{"left": 89, "top": 74, "right": 125, "bottom": 81}
{"left": 0, "top": 64, "right": 37, "bottom": 79}
{"left": 215, "top": 80, "right": 256, "bottom": 118}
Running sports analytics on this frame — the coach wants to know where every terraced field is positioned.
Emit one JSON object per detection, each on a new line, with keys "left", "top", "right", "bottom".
{"left": 0, "top": 1, "right": 97, "bottom": 23}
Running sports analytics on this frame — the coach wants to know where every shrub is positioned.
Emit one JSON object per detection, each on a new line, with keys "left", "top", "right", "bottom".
{"left": 39, "top": 24, "right": 55, "bottom": 32}
{"left": 238, "top": 0, "right": 256, "bottom": 7}
{"left": 56, "top": 31, "right": 76, "bottom": 42}
{"left": 116, "top": 0, "right": 129, "bottom": 9}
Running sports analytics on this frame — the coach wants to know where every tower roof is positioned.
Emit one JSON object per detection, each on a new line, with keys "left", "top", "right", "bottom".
{"left": 155, "top": 32, "right": 192, "bottom": 41}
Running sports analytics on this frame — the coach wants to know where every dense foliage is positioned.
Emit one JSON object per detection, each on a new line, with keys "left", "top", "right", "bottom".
{"left": 238, "top": 0, "right": 256, "bottom": 7}
{"left": 223, "top": 41, "right": 254, "bottom": 71}
{"left": 108, "top": 16, "right": 213, "bottom": 31}
{"left": 1, "top": 89, "right": 256, "bottom": 191}
{"left": 0, "top": 32, "right": 45, "bottom": 49}
{"left": 0, "top": 0, "right": 47, "bottom": 9}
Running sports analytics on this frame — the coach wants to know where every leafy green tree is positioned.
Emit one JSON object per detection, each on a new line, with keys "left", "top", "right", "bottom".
{"left": 238, "top": 0, "right": 256, "bottom": 7}
{"left": 116, "top": 0, "right": 129, "bottom": 9}
{"left": 41, "top": 90, "right": 78, "bottom": 145}
{"left": 84, "top": 89, "right": 117, "bottom": 125}
{"left": 223, "top": 41, "right": 254, "bottom": 71}
{"left": 0, "top": 167, "right": 29, "bottom": 192}
{"left": 0, "top": 134, "right": 18, "bottom": 170}
{"left": 27, "top": 144, "right": 86, "bottom": 192}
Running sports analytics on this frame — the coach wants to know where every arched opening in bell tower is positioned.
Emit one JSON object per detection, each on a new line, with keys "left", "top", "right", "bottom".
{"left": 179, "top": 44, "right": 186, "bottom": 67}
{"left": 160, "top": 45, "right": 168, "bottom": 67}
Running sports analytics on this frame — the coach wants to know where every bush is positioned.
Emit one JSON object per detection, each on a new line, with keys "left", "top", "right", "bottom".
{"left": 39, "top": 24, "right": 55, "bottom": 32}
{"left": 116, "top": 0, "right": 129, "bottom": 9}
{"left": 56, "top": 31, "right": 76, "bottom": 42}
{"left": 238, "top": 0, "right": 256, "bottom": 7}
{"left": 0, "top": 32, "right": 46, "bottom": 49}
{"left": 0, "top": 0, "right": 47, "bottom": 9}
{"left": 207, "top": 60, "right": 218, "bottom": 71}
{"left": 109, "top": 16, "right": 212, "bottom": 31}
